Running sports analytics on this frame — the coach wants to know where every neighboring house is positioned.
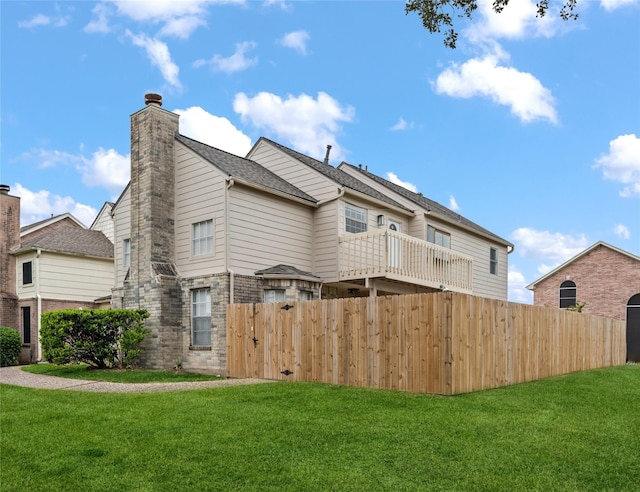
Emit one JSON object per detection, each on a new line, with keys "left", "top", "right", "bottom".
{"left": 110, "top": 93, "right": 513, "bottom": 374}
{"left": 0, "top": 185, "right": 115, "bottom": 363}
{"left": 527, "top": 241, "right": 640, "bottom": 362}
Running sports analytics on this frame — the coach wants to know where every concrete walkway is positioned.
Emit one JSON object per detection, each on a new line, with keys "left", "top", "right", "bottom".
{"left": 0, "top": 365, "right": 274, "bottom": 393}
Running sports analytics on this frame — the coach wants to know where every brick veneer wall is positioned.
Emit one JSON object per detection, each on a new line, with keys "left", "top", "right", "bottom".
{"left": 532, "top": 244, "right": 640, "bottom": 320}
{"left": 0, "top": 188, "right": 20, "bottom": 330}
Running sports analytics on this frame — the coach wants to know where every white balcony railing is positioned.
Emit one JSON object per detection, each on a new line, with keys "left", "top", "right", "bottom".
{"left": 338, "top": 230, "right": 473, "bottom": 293}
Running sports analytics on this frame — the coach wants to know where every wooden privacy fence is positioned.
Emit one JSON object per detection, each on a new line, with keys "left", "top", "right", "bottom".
{"left": 226, "top": 292, "right": 626, "bottom": 395}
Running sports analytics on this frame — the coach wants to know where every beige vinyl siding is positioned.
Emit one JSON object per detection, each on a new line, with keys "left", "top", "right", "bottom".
{"left": 339, "top": 196, "right": 409, "bottom": 236}
{"left": 425, "top": 216, "right": 508, "bottom": 299}
{"left": 174, "top": 143, "right": 227, "bottom": 277}
{"left": 228, "top": 185, "right": 314, "bottom": 276}
{"left": 91, "top": 207, "right": 114, "bottom": 242}
{"left": 313, "top": 201, "right": 339, "bottom": 281}
{"left": 112, "top": 187, "right": 131, "bottom": 288}
{"left": 16, "top": 254, "right": 37, "bottom": 298}
{"left": 248, "top": 141, "right": 337, "bottom": 201}
{"left": 37, "top": 252, "right": 113, "bottom": 301}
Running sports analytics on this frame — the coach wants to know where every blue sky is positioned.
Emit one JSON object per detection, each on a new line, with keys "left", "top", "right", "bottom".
{"left": 1, "top": 0, "right": 639, "bottom": 303}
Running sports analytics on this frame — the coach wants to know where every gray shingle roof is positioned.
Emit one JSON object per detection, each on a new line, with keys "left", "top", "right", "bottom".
{"left": 17, "top": 226, "right": 114, "bottom": 258}
{"left": 176, "top": 134, "right": 317, "bottom": 204}
{"left": 341, "top": 162, "right": 512, "bottom": 247}
{"left": 255, "top": 138, "right": 413, "bottom": 213}
{"left": 255, "top": 264, "right": 319, "bottom": 278}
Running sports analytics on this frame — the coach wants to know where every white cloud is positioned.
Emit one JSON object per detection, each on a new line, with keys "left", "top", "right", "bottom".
{"left": 434, "top": 50, "right": 557, "bottom": 124}
{"left": 79, "top": 148, "right": 131, "bottom": 194}
{"left": 390, "top": 117, "right": 414, "bottom": 131}
{"left": 601, "top": 0, "right": 639, "bottom": 12}
{"left": 614, "top": 224, "right": 631, "bottom": 239}
{"left": 465, "top": 0, "right": 561, "bottom": 44}
{"left": 386, "top": 172, "right": 418, "bottom": 193}
{"left": 509, "top": 227, "right": 589, "bottom": 263}
{"left": 158, "top": 16, "right": 206, "bottom": 39}
{"left": 594, "top": 134, "right": 640, "bottom": 197}
{"left": 12, "top": 183, "right": 98, "bottom": 227}
{"left": 233, "top": 91, "right": 355, "bottom": 161}
{"left": 84, "top": 3, "right": 111, "bottom": 33}
{"left": 449, "top": 195, "right": 460, "bottom": 211}
{"left": 19, "top": 13, "right": 69, "bottom": 29}
{"left": 127, "top": 31, "right": 181, "bottom": 88}
{"left": 508, "top": 266, "right": 532, "bottom": 304}
{"left": 174, "top": 106, "right": 252, "bottom": 156}
{"left": 18, "top": 149, "right": 81, "bottom": 169}
{"left": 279, "top": 30, "right": 310, "bottom": 55}
{"left": 196, "top": 41, "right": 258, "bottom": 73}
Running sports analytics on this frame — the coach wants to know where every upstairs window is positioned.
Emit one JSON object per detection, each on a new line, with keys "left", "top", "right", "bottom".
{"left": 192, "top": 219, "right": 213, "bottom": 256}
{"left": 345, "top": 203, "right": 367, "bottom": 234}
{"left": 123, "top": 239, "right": 131, "bottom": 269}
{"left": 559, "top": 280, "right": 577, "bottom": 309}
{"left": 191, "top": 288, "right": 211, "bottom": 346}
{"left": 489, "top": 248, "right": 498, "bottom": 275}
{"left": 22, "top": 262, "right": 33, "bottom": 285}
{"left": 427, "top": 226, "right": 451, "bottom": 249}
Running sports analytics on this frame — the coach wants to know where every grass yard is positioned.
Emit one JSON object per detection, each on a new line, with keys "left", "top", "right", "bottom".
{"left": 1, "top": 365, "right": 639, "bottom": 491}
{"left": 22, "top": 363, "right": 223, "bottom": 383}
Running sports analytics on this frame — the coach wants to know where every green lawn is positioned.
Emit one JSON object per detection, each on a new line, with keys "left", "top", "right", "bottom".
{"left": 22, "top": 363, "right": 222, "bottom": 383}
{"left": 1, "top": 365, "right": 639, "bottom": 491}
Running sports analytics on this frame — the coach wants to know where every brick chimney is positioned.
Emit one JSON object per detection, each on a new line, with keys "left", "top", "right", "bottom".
{"left": 124, "top": 94, "right": 182, "bottom": 368}
{"left": 0, "top": 184, "right": 20, "bottom": 329}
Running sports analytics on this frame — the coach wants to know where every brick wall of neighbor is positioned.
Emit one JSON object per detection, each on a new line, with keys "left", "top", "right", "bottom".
{"left": 0, "top": 187, "right": 20, "bottom": 330}
{"left": 532, "top": 244, "right": 640, "bottom": 320}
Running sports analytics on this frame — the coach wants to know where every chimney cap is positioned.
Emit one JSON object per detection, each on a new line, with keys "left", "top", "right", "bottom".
{"left": 145, "top": 93, "right": 162, "bottom": 106}
{"left": 0, "top": 184, "right": 10, "bottom": 195}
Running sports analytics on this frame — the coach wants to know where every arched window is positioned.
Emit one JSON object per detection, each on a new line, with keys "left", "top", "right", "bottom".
{"left": 559, "top": 280, "right": 577, "bottom": 308}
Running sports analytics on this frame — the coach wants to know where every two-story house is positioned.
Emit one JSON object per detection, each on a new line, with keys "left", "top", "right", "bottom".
{"left": 0, "top": 185, "right": 114, "bottom": 363}
{"left": 109, "top": 93, "right": 513, "bottom": 374}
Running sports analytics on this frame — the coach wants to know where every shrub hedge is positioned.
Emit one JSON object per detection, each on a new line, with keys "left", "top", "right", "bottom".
{"left": 0, "top": 326, "right": 22, "bottom": 367}
{"left": 40, "top": 309, "right": 150, "bottom": 369}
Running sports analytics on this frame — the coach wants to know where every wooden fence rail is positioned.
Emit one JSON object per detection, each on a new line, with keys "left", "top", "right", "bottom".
{"left": 226, "top": 292, "right": 626, "bottom": 395}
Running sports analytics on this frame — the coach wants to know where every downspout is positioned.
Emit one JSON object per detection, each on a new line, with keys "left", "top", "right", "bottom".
{"left": 35, "top": 248, "right": 42, "bottom": 362}
{"left": 225, "top": 178, "right": 235, "bottom": 304}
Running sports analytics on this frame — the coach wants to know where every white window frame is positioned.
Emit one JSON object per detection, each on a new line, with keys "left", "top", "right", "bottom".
{"left": 191, "top": 288, "right": 211, "bottom": 346}
{"left": 489, "top": 248, "right": 498, "bottom": 275}
{"left": 264, "top": 289, "right": 285, "bottom": 303}
{"left": 345, "top": 203, "right": 367, "bottom": 234}
{"left": 123, "top": 238, "right": 131, "bottom": 269}
{"left": 192, "top": 220, "right": 213, "bottom": 256}
{"left": 427, "top": 225, "right": 451, "bottom": 249}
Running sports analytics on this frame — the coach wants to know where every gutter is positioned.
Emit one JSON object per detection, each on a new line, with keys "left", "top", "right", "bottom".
{"left": 225, "top": 176, "right": 316, "bottom": 207}
{"left": 36, "top": 248, "right": 42, "bottom": 362}
{"left": 225, "top": 178, "right": 234, "bottom": 304}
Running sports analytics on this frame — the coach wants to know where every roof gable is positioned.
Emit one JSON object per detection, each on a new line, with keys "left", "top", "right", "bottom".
{"left": 339, "top": 162, "right": 512, "bottom": 246}
{"left": 252, "top": 138, "right": 413, "bottom": 213}
{"left": 175, "top": 134, "right": 317, "bottom": 204}
{"left": 527, "top": 241, "right": 640, "bottom": 290}
{"left": 15, "top": 225, "right": 114, "bottom": 259}
{"left": 21, "top": 213, "right": 86, "bottom": 238}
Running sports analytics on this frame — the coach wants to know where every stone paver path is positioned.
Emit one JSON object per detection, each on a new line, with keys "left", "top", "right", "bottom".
{"left": 0, "top": 365, "right": 275, "bottom": 393}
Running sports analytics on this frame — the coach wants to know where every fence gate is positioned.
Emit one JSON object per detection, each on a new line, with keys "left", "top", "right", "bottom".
{"left": 227, "top": 302, "right": 301, "bottom": 380}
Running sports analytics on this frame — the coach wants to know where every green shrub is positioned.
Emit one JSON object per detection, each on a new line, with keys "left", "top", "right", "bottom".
{"left": 40, "top": 309, "right": 150, "bottom": 369}
{"left": 0, "top": 326, "right": 22, "bottom": 367}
